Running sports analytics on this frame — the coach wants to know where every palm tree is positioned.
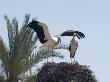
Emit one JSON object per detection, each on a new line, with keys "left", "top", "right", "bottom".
{"left": 0, "top": 14, "right": 63, "bottom": 82}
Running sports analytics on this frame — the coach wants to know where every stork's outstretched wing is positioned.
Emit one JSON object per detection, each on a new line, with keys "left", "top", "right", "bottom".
{"left": 59, "top": 30, "right": 85, "bottom": 39}
{"left": 38, "top": 22, "right": 51, "bottom": 40}
{"left": 27, "top": 20, "right": 51, "bottom": 44}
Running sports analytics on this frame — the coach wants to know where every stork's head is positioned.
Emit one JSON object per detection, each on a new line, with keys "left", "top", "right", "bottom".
{"left": 73, "top": 33, "right": 77, "bottom": 37}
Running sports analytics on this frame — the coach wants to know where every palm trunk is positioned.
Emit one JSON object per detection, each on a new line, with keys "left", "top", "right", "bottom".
{"left": 6, "top": 70, "right": 18, "bottom": 82}
{"left": 6, "top": 59, "right": 18, "bottom": 82}
{"left": 29, "top": 67, "right": 32, "bottom": 75}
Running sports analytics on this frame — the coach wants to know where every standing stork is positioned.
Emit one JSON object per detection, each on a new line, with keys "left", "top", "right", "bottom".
{"left": 59, "top": 30, "right": 85, "bottom": 63}
{"left": 27, "top": 20, "right": 61, "bottom": 62}
{"left": 69, "top": 33, "right": 78, "bottom": 63}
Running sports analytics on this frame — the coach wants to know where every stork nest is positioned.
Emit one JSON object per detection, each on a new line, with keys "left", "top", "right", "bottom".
{"left": 37, "top": 62, "right": 97, "bottom": 82}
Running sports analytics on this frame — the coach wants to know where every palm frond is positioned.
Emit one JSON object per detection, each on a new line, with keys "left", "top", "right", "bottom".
{"left": 4, "top": 15, "right": 15, "bottom": 57}
{"left": 55, "top": 44, "right": 69, "bottom": 49}
{"left": 29, "top": 49, "right": 63, "bottom": 68}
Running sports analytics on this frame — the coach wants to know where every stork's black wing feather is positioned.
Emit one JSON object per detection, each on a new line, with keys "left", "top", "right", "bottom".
{"left": 75, "top": 31, "right": 85, "bottom": 39}
{"left": 27, "top": 20, "right": 48, "bottom": 44}
{"left": 60, "top": 30, "right": 76, "bottom": 36}
{"left": 60, "top": 30, "right": 85, "bottom": 39}
{"left": 76, "top": 34, "right": 81, "bottom": 39}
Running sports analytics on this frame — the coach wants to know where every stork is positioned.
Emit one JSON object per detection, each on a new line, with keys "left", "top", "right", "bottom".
{"left": 59, "top": 30, "right": 85, "bottom": 63}
{"left": 27, "top": 20, "right": 61, "bottom": 62}
{"left": 27, "top": 20, "right": 61, "bottom": 48}
{"left": 69, "top": 33, "right": 78, "bottom": 63}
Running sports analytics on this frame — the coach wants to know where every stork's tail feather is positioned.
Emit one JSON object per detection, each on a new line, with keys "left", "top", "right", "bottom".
{"left": 70, "top": 52, "right": 75, "bottom": 58}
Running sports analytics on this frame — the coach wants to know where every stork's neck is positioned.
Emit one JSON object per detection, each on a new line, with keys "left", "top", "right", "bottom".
{"left": 51, "top": 37, "right": 59, "bottom": 42}
{"left": 74, "top": 37, "right": 78, "bottom": 41}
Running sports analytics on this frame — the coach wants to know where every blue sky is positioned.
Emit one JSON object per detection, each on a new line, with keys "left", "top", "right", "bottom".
{"left": 0, "top": 0, "right": 110, "bottom": 82}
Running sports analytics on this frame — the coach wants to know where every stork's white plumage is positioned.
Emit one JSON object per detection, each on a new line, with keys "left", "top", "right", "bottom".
{"left": 69, "top": 33, "right": 78, "bottom": 59}
{"left": 40, "top": 37, "right": 60, "bottom": 49}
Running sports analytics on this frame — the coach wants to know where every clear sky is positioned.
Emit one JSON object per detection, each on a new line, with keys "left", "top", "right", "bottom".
{"left": 0, "top": 0, "right": 110, "bottom": 82}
